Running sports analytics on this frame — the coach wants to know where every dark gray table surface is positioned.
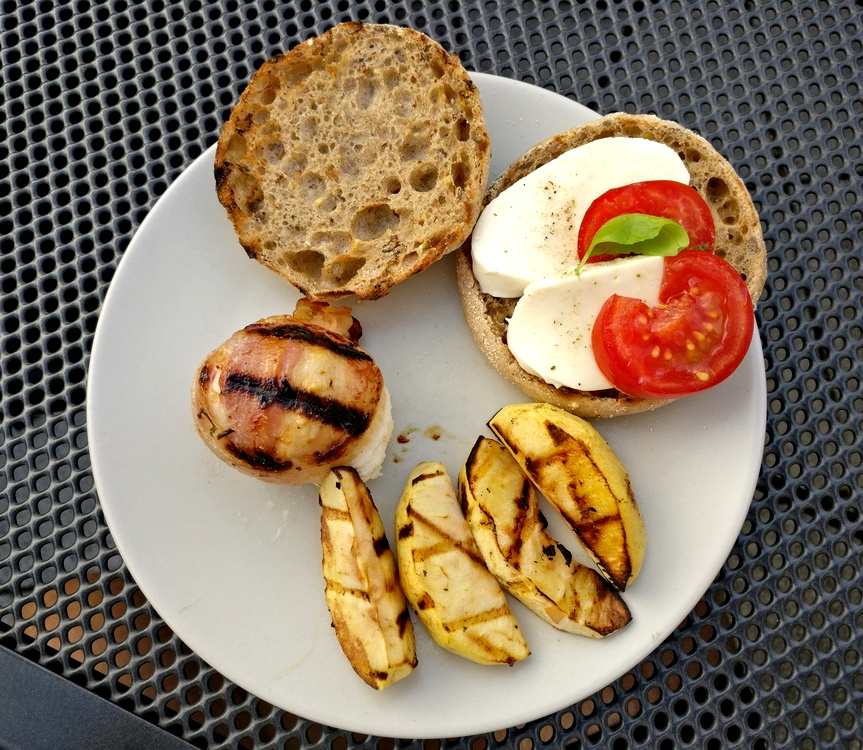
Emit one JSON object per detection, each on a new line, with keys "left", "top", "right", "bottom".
{"left": 1, "top": 1, "right": 861, "bottom": 748}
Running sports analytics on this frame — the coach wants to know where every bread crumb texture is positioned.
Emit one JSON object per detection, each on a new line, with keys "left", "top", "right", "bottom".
{"left": 215, "top": 22, "right": 491, "bottom": 300}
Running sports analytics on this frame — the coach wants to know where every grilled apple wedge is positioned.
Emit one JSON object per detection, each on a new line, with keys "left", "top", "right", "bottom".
{"left": 395, "top": 462, "right": 530, "bottom": 665}
{"left": 459, "top": 437, "right": 631, "bottom": 637}
{"left": 319, "top": 467, "right": 416, "bottom": 689}
{"left": 488, "top": 403, "right": 646, "bottom": 591}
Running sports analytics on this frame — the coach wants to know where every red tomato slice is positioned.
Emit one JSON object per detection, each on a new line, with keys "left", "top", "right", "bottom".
{"left": 578, "top": 180, "right": 716, "bottom": 262}
{"left": 591, "top": 250, "right": 753, "bottom": 399}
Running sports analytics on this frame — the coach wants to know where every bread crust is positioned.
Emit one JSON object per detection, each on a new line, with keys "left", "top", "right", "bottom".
{"left": 215, "top": 22, "right": 490, "bottom": 301}
{"left": 456, "top": 113, "right": 767, "bottom": 419}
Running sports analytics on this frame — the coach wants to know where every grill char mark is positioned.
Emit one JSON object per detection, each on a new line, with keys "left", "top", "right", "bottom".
{"left": 224, "top": 372, "right": 371, "bottom": 437}
{"left": 225, "top": 443, "right": 294, "bottom": 472}
{"left": 373, "top": 535, "right": 390, "bottom": 556}
{"left": 246, "top": 322, "right": 373, "bottom": 362}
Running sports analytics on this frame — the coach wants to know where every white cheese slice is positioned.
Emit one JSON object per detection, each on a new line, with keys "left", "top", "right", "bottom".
{"left": 471, "top": 137, "right": 690, "bottom": 298}
{"left": 507, "top": 255, "right": 665, "bottom": 392}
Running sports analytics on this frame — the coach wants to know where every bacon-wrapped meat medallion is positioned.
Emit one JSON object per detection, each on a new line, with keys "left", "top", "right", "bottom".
{"left": 192, "top": 300, "right": 393, "bottom": 485}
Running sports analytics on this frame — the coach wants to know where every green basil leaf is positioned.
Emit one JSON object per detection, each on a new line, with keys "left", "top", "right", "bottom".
{"left": 585, "top": 213, "right": 690, "bottom": 261}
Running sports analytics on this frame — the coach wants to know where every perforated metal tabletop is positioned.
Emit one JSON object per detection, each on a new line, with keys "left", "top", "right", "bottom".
{"left": 2, "top": 1, "right": 861, "bottom": 748}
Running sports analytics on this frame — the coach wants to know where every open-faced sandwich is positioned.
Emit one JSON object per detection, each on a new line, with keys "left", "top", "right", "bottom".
{"left": 456, "top": 113, "right": 768, "bottom": 418}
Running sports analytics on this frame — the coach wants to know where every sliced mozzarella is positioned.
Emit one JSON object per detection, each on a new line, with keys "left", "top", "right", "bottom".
{"left": 507, "top": 255, "right": 665, "bottom": 392}
{"left": 471, "top": 137, "right": 690, "bottom": 298}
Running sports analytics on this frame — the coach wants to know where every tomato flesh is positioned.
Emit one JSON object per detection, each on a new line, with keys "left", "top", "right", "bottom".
{"left": 578, "top": 180, "right": 716, "bottom": 263}
{"left": 591, "top": 250, "right": 754, "bottom": 399}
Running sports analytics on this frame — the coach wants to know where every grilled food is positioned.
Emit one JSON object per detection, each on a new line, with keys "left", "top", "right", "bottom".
{"left": 395, "top": 462, "right": 530, "bottom": 665}
{"left": 488, "top": 403, "right": 646, "bottom": 591}
{"left": 214, "top": 22, "right": 490, "bottom": 301}
{"left": 459, "top": 437, "right": 631, "bottom": 637}
{"left": 191, "top": 300, "right": 393, "bottom": 485}
{"left": 320, "top": 467, "right": 416, "bottom": 689}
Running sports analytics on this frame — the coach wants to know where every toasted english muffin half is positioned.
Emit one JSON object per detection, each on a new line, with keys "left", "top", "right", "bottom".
{"left": 455, "top": 112, "right": 767, "bottom": 419}
{"left": 215, "top": 22, "right": 490, "bottom": 301}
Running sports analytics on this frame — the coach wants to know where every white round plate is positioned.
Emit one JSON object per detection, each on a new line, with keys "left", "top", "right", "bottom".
{"left": 87, "top": 73, "right": 766, "bottom": 739}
